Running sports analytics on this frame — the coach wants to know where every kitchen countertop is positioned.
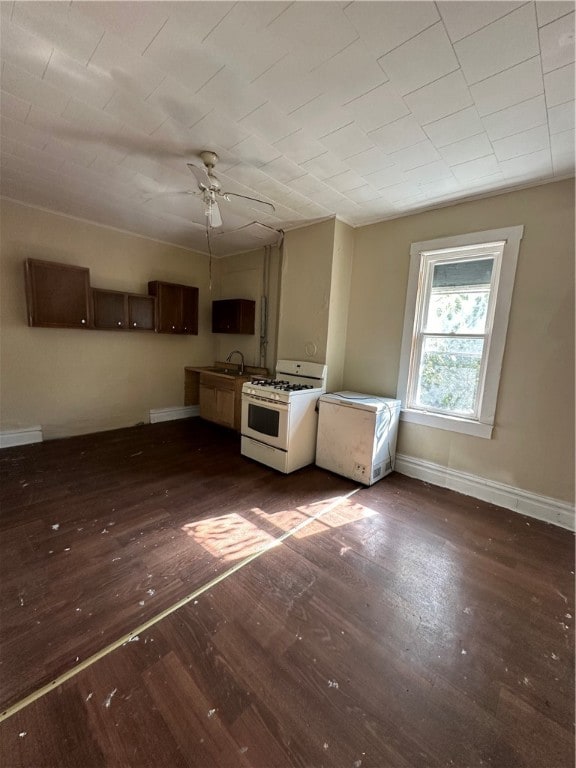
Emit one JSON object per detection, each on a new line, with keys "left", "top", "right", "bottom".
{"left": 185, "top": 363, "right": 268, "bottom": 380}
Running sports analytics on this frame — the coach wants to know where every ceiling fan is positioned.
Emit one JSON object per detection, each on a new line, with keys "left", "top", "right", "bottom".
{"left": 186, "top": 150, "right": 276, "bottom": 229}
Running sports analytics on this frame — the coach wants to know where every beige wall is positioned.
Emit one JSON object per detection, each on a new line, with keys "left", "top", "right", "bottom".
{"left": 212, "top": 245, "right": 281, "bottom": 374}
{"left": 0, "top": 199, "right": 214, "bottom": 438}
{"left": 325, "top": 219, "right": 354, "bottom": 391}
{"left": 343, "top": 180, "right": 575, "bottom": 503}
{"left": 277, "top": 219, "right": 335, "bottom": 364}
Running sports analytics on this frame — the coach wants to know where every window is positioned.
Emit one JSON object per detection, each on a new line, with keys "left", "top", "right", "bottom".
{"left": 398, "top": 226, "right": 523, "bottom": 438}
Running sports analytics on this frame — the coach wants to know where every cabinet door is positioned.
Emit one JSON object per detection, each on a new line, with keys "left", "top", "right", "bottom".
{"left": 128, "top": 295, "right": 155, "bottom": 331}
{"left": 25, "top": 259, "right": 90, "bottom": 328}
{"left": 212, "top": 299, "right": 255, "bottom": 334}
{"left": 215, "top": 388, "right": 235, "bottom": 428}
{"left": 181, "top": 286, "right": 199, "bottom": 334}
{"left": 199, "top": 384, "right": 217, "bottom": 422}
{"left": 92, "top": 289, "right": 127, "bottom": 329}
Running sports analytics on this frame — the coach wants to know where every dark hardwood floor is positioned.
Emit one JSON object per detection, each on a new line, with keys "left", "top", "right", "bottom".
{"left": 0, "top": 419, "right": 573, "bottom": 767}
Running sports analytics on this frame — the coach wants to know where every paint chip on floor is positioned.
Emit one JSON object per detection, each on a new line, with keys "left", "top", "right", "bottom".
{"left": 207, "top": 709, "right": 216, "bottom": 718}
{"left": 18, "top": 732, "right": 26, "bottom": 738}
{"left": 51, "top": 524, "right": 60, "bottom": 531}
{"left": 104, "top": 688, "right": 118, "bottom": 708}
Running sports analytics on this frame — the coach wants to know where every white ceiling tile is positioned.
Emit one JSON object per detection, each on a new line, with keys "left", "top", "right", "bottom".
{"left": 551, "top": 139, "right": 575, "bottom": 174}
{"left": 470, "top": 57, "right": 544, "bottom": 116}
{"left": 499, "top": 148, "right": 553, "bottom": 179}
{"left": 260, "top": 155, "right": 306, "bottom": 184}
{"left": 88, "top": 32, "right": 166, "bottom": 100}
{"left": 189, "top": 110, "right": 250, "bottom": 151}
{"left": 386, "top": 140, "right": 441, "bottom": 171}
{"left": 344, "top": 146, "right": 396, "bottom": 176}
{"left": 544, "top": 63, "right": 575, "bottom": 106}
{"left": 1, "top": 62, "right": 69, "bottom": 116}
{"left": 142, "top": 26, "right": 223, "bottom": 93}
{"left": 239, "top": 102, "right": 298, "bottom": 144}
{"left": 404, "top": 160, "right": 454, "bottom": 185}
{"left": 324, "top": 169, "right": 367, "bottom": 193}
{"left": 145, "top": 78, "right": 212, "bottom": 129}
{"left": 539, "top": 12, "right": 575, "bottom": 74}
{"left": 61, "top": 98, "right": 125, "bottom": 137}
{"left": 307, "top": 38, "right": 388, "bottom": 105}
{"left": 405, "top": 71, "right": 473, "bottom": 124}
{"left": 12, "top": 1, "right": 105, "bottom": 65}
{"left": 492, "top": 124, "right": 550, "bottom": 161}
{"left": 345, "top": 184, "right": 382, "bottom": 204}
{"left": 203, "top": 6, "right": 288, "bottom": 82}
{"left": 43, "top": 49, "right": 116, "bottom": 110}
{"left": 0, "top": 20, "right": 54, "bottom": 78}
{"left": 266, "top": 2, "right": 358, "bottom": 69}
{"left": 288, "top": 93, "right": 352, "bottom": 138}
{"left": 196, "top": 66, "right": 266, "bottom": 123}
{"left": 364, "top": 164, "right": 411, "bottom": 190}
{"left": 155, "top": 2, "right": 235, "bottom": 45}
{"left": 1, "top": 135, "right": 64, "bottom": 171}
{"left": 368, "top": 115, "right": 427, "bottom": 154}
{"left": 481, "top": 95, "right": 548, "bottom": 141}
{"left": 284, "top": 173, "right": 337, "bottom": 198}
{"left": 251, "top": 56, "right": 323, "bottom": 114}
{"left": 344, "top": 1, "right": 440, "bottom": 57}
{"left": 104, "top": 91, "right": 166, "bottom": 136}
{"left": 548, "top": 100, "right": 576, "bottom": 133}
{"left": 536, "top": 1, "right": 575, "bottom": 27}
{"left": 230, "top": 136, "right": 281, "bottom": 168}
{"left": 379, "top": 179, "right": 426, "bottom": 204}
{"left": 42, "top": 136, "right": 98, "bottom": 167}
{"left": 423, "top": 106, "right": 485, "bottom": 147}
{"left": 0, "top": 89, "right": 30, "bottom": 122}
{"left": 438, "top": 133, "right": 494, "bottom": 165}
{"left": 377, "top": 23, "right": 459, "bottom": 96}
{"left": 273, "top": 130, "right": 329, "bottom": 165}
{"left": 451, "top": 154, "right": 502, "bottom": 182}
{"left": 343, "top": 83, "right": 409, "bottom": 132}
{"left": 455, "top": 4, "right": 540, "bottom": 86}
{"left": 437, "top": 1, "right": 525, "bottom": 43}
{"left": 300, "top": 152, "right": 349, "bottom": 181}
{"left": 318, "top": 123, "right": 374, "bottom": 159}
{"left": 71, "top": 1, "right": 169, "bottom": 54}
{"left": 550, "top": 127, "right": 575, "bottom": 154}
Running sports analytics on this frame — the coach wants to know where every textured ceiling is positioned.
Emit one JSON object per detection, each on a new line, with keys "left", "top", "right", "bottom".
{"left": 1, "top": 1, "right": 574, "bottom": 256}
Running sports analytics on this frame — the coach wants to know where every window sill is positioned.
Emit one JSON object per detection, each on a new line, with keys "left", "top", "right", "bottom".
{"left": 400, "top": 408, "right": 493, "bottom": 439}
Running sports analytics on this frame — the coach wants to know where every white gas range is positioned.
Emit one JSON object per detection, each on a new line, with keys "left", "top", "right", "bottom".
{"left": 241, "top": 360, "right": 327, "bottom": 474}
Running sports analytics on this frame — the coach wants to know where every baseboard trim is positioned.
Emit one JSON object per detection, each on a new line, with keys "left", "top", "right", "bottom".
{"left": 0, "top": 426, "right": 43, "bottom": 448}
{"left": 149, "top": 406, "right": 200, "bottom": 424}
{"left": 395, "top": 453, "right": 575, "bottom": 532}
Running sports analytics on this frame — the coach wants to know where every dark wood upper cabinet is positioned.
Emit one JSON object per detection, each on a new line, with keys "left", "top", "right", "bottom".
{"left": 92, "top": 289, "right": 156, "bottom": 331}
{"left": 148, "top": 281, "right": 198, "bottom": 335}
{"left": 25, "top": 259, "right": 90, "bottom": 329}
{"left": 212, "top": 299, "right": 255, "bottom": 334}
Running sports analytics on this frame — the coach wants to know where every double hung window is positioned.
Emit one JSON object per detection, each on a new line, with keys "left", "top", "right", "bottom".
{"left": 398, "top": 226, "right": 523, "bottom": 438}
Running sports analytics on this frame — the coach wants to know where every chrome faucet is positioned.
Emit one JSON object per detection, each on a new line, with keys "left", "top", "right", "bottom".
{"left": 226, "top": 349, "right": 245, "bottom": 374}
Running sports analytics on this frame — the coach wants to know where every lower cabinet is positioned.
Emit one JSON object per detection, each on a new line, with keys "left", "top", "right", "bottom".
{"left": 198, "top": 373, "right": 246, "bottom": 431}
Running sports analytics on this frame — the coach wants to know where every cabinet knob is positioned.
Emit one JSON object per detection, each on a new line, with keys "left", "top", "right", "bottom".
{"left": 172, "top": 325, "right": 175, "bottom": 330}
{"left": 81, "top": 319, "right": 86, "bottom": 324}
{"left": 133, "top": 322, "right": 137, "bottom": 327}
{"left": 118, "top": 321, "right": 122, "bottom": 326}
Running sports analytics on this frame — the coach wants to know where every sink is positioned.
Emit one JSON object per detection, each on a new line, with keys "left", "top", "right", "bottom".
{"left": 201, "top": 366, "right": 246, "bottom": 377}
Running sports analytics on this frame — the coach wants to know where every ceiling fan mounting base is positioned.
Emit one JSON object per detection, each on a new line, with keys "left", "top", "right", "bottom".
{"left": 199, "top": 150, "right": 219, "bottom": 169}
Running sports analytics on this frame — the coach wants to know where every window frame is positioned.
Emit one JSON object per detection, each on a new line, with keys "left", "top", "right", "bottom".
{"left": 397, "top": 226, "right": 524, "bottom": 439}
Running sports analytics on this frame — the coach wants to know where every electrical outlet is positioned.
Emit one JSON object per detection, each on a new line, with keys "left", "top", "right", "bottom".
{"left": 354, "top": 462, "right": 366, "bottom": 476}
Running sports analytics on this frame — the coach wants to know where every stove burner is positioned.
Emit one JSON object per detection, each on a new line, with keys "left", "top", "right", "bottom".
{"left": 249, "top": 378, "right": 316, "bottom": 392}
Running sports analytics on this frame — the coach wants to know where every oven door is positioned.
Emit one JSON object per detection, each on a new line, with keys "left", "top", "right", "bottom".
{"left": 241, "top": 394, "right": 289, "bottom": 450}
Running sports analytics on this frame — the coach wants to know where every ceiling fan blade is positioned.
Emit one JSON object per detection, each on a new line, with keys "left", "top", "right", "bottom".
{"left": 206, "top": 199, "right": 223, "bottom": 228}
{"left": 187, "top": 162, "right": 211, "bottom": 189}
{"left": 220, "top": 191, "right": 276, "bottom": 215}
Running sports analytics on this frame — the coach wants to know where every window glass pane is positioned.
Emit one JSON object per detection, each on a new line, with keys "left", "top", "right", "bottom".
{"left": 415, "top": 337, "right": 484, "bottom": 415}
{"left": 425, "top": 258, "right": 493, "bottom": 334}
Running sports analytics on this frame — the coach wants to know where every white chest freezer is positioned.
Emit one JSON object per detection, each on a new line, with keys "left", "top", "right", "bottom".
{"left": 316, "top": 392, "right": 401, "bottom": 485}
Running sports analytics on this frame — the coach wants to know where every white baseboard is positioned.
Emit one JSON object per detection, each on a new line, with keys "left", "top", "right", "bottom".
{"left": 149, "top": 405, "right": 200, "bottom": 424}
{"left": 0, "top": 426, "right": 43, "bottom": 448}
{"left": 395, "top": 453, "right": 575, "bottom": 532}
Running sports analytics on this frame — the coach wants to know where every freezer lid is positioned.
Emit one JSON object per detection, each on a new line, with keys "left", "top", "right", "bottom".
{"left": 319, "top": 391, "right": 402, "bottom": 413}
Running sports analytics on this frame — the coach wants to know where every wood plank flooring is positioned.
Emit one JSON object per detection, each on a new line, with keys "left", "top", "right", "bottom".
{"left": 0, "top": 419, "right": 573, "bottom": 767}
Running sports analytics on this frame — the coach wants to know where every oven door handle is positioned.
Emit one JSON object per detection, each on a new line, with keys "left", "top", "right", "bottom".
{"left": 242, "top": 395, "right": 289, "bottom": 411}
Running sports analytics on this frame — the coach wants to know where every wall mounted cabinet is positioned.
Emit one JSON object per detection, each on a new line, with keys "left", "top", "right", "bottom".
{"left": 25, "top": 259, "right": 91, "bottom": 329}
{"left": 212, "top": 299, "right": 255, "bottom": 334}
{"left": 148, "top": 281, "right": 198, "bottom": 335}
{"left": 92, "top": 289, "right": 156, "bottom": 331}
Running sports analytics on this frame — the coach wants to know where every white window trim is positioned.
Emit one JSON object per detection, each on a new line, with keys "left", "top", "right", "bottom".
{"left": 397, "top": 225, "right": 524, "bottom": 439}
